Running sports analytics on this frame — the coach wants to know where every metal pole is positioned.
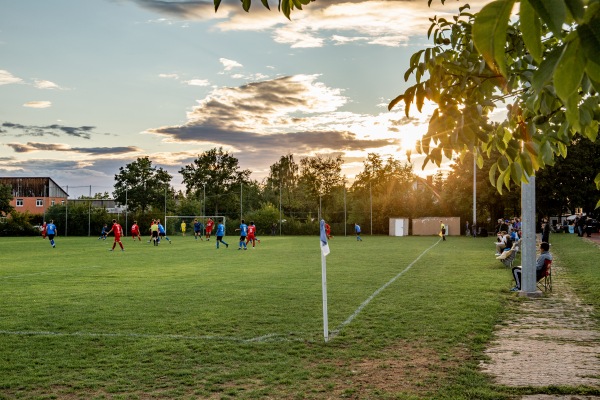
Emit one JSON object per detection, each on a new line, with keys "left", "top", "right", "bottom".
{"left": 88, "top": 185, "right": 91, "bottom": 237}
{"left": 43, "top": 184, "right": 46, "bottom": 224}
{"left": 125, "top": 188, "right": 128, "bottom": 234}
{"left": 203, "top": 183, "right": 206, "bottom": 217}
{"left": 164, "top": 186, "right": 167, "bottom": 232}
{"left": 521, "top": 174, "right": 538, "bottom": 294}
{"left": 344, "top": 183, "right": 347, "bottom": 237}
{"left": 240, "top": 182, "right": 243, "bottom": 221}
{"left": 370, "top": 180, "right": 373, "bottom": 235}
{"left": 473, "top": 150, "right": 477, "bottom": 236}
{"left": 65, "top": 185, "right": 68, "bottom": 237}
{"left": 279, "top": 177, "right": 282, "bottom": 236}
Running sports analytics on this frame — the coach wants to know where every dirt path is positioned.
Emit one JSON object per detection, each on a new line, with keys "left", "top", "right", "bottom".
{"left": 479, "top": 245, "right": 600, "bottom": 398}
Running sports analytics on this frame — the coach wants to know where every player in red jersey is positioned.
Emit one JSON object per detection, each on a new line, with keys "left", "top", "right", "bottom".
{"left": 107, "top": 219, "right": 125, "bottom": 251}
{"left": 205, "top": 218, "right": 214, "bottom": 241}
{"left": 246, "top": 221, "right": 259, "bottom": 248}
{"left": 131, "top": 220, "right": 141, "bottom": 241}
{"left": 325, "top": 222, "right": 332, "bottom": 239}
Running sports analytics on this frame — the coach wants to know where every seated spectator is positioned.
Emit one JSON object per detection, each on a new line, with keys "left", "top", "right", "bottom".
{"left": 495, "top": 232, "right": 511, "bottom": 255}
{"left": 510, "top": 242, "right": 553, "bottom": 291}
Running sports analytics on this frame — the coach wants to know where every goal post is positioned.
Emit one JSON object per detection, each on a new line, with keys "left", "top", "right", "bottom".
{"left": 164, "top": 216, "right": 226, "bottom": 236}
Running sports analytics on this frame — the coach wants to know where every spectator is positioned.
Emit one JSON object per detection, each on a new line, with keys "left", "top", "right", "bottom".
{"left": 511, "top": 242, "right": 552, "bottom": 291}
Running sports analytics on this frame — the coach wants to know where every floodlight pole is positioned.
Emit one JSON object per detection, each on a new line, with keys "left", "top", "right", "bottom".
{"left": 279, "top": 176, "right": 282, "bottom": 236}
{"left": 240, "top": 182, "right": 243, "bottom": 221}
{"left": 203, "top": 183, "right": 206, "bottom": 217}
{"left": 125, "top": 188, "right": 128, "bottom": 233}
{"left": 473, "top": 150, "right": 477, "bottom": 236}
{"left": 521, "top": 175, "right": 538, "bottom": 295}
{"left": 344, "top": 180, "right": 347, "bottom": 237}
{"left": 369, "top": 180, "right": 373, "bottom": 235}
{"left": 88, "top": 185, "right": 92, "bottom": 237}
{"left": 65, "top": 185, "right": 68, "bottom": 237}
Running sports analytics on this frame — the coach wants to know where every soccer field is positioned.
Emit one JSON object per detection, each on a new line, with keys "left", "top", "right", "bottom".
{"left": 0, "top": 234, "right": 511, "bottom": 398}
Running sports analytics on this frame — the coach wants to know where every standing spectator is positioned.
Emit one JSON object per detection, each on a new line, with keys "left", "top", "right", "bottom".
{"left": 46, "top": 220, "right": 57, "bottom": 248}
{"left": 355, "top": 223, "right": 362, "bottom": 241}
{"left": 131, "top": 220, "right": 141, "bottom": 241}
{"left": 465, "top": 220, "right": 470, "bottom": 236}
{"left": 107, "top": 219, "right": 124, "bottom": 252}
{"left": 215, "top": 221, "right": 229, "bottom": 249}
{"left": 193, "top": 219, "right": 204, "bottom": 241}
{"left": 205, "top": 218, "right": 214, "bottom": 241}
{"left": 271, "top": 222, "right": 277, "bottom": 236}
{"left": 236, "top": 219, "right": 248, "bottom": 250}
{"left": 180, "top": 220, "right": 187, "bottom": 237}
{"left": 541, "top": 217, "right": 551, "bottom": 244}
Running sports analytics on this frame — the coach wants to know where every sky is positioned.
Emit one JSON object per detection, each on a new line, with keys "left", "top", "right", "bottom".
{"left": 0, "top": 0, "right": 489, "bottom": 198}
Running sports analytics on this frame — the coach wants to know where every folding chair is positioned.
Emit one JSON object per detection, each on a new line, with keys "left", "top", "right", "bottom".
{"left": 497, "top": 242, "right": 518, "bottom": 267}
{"left": 536, "top": 259, "right": 553, "bottom": 292}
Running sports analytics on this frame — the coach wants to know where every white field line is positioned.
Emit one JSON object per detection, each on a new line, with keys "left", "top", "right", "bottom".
{"left": 0, "top": 330, "right": 308, "bottom": 343}
{"left": 329, "top": 238, "right": 441, "bottom": 340}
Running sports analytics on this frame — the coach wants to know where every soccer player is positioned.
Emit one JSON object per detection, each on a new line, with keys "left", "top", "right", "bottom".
{"left": 157, "top": 219, "right": 171, "bottom": 244}
{"left": 205, "top": 218, "right": 214, "bottom": 241}
{"left": 235, "top": 219, "right": 248, "bottom": 250}
{"left": 215, "top": 221, "right": 229, "bottom": 249}
{"left": 193, "top": 219, "right": 204, "bottom": 240}
{"left": 354, "top": 223, "right": 362, "bottom": 241}
{"left": 131, "top": 220, "right": 141, "bottom": 241}
{"left": 107, "top": 219, "right": 124, "bottom": 251}
{"left": 46, "top": 220, "right": 57, "bottom": 248}
{"left": 246, "top": 221, "right": 258, "bottom": 248}
{"left": 41, "top": 221, "right": 47, "bottom": 239}
{"left": 440, "top": 220, "right": 446, "bottom": 241}
{"left": 150, "top": 219, "right": 159, "bottom": 246}
{"left": 98, "top": 224, "right": 108, "bottom": 240}
{"left": 325, "top": 222, "right": 332, "bottom": 239}
{"left": 181, "top": 220, "right": 187, "bottom": 236}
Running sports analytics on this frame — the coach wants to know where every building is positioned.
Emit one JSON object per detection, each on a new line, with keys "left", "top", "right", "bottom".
{"left": 0, "top": 177, "right": 68, "bottom": 215}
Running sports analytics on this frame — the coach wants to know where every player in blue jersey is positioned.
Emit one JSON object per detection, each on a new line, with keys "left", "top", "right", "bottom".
{"left": 354, "top": 223, "right": 362, "bottom": 241}
{"left": 235, "top": 219, "right": 248, "bottom": 250}
{"left": 98, "top": 223, "right": 108, "bottom": 240}
{"left": 193, "top": 219, "right": 204, "bottom": 240}
{"left": 46, "top": 220, "right": 57, "bottom": 248}
{"left": 215, "top": 222, "right": 229, "bottom": 249}
{"left": 157, "top": 219, "right": 171, "bottom": 244}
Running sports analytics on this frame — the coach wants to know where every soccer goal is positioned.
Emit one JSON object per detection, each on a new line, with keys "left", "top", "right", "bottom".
{"left": 164, "top": 216, "right": 226, "bottom": 236}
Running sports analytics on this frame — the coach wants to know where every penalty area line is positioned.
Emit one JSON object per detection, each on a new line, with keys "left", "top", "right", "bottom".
{"left": 329, "top": 239, "right": 441, "bottom": 340}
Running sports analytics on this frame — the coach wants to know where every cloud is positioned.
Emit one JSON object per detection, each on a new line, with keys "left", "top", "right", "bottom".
{"left": 219, "top": 58, "right": 243, "bottom": 71}
{"left": 34, "top": 80, "right": 62, "bottom": 90}
{"left": 185, "top": 79, "right": 210, "bottom": 86}
{"left": 23, "top": 101, "right": 52, "bottom": 108}
{"left": 159, "top": 73, "right": 180, "bottom": 79}
{"left": 0, "top": 70, "right": 23, "bottom": 85}
{"left": 1, "top": 122, "right": 101, "bottom": 139}
{"left": 129, "top": 0, "right": 489, "bottom": 49}
{"left": 5, "top": 142, "right": 140, "bottom": 155}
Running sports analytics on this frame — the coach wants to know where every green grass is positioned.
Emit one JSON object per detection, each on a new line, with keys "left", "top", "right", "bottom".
{"left": 0, "top": 233, "right": 596, "bottom": 399}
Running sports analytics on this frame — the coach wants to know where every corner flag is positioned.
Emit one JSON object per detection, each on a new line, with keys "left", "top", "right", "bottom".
{"left": 320, "top": 219, "right": 330, "bottom": 342}
{"left": 320, "top": 219, "right": 330, "bottom": 256}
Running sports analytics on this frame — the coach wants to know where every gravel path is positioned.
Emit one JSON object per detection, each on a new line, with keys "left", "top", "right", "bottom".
{"left": 479, "top": 245, "right": 600, "bottom": 399}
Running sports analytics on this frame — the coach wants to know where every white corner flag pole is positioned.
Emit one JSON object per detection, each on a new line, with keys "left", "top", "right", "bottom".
{"left": 320, "top": 219, "right": 330, "bottom": 342}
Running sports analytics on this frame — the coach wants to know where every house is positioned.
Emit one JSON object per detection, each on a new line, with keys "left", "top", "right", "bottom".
{"left": 0, "top": 177, "right": 68, "bottom": 215}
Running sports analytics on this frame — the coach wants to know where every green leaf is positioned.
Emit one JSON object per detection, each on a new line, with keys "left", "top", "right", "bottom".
{"left": 388, "top": 94, "right": 404, "bottom": 111}
{"left": 416, "top": 84, "right": 426, "bottom": 112}
{"left": 473, "top": 0, "right": 515, "bottom": 77}
{"left": 280, "top": 0, "right": 291, "bottom": 19}
{"left": 528, "top": 0, "right": 566, "bottom": 38}
{"left": 578, "top": 21, "right": 600, "bottom": 70}
{"left": 520, "top": 0, "right": 543, "bottom": 63}
{"left": 564, "top": 0, "right": 585, "bottom": 23}
{"left": 214, "top": 0, "right": 222, "bottom": 12}
{"left": 532, "top": 46, "right": 562, "bottom": 92}
{"left": 595, "top": 172, "right": 600, "bottom": 188}
{"left": 260, "top": 0, "right": 271, "bottom": 9}
{"left": 554, "top": 36, "right": 585, "bottom": 103}
{"left": 489, "top": 162, "right": 498, "bottom": 186}
{"left": 242, "top": 0, "right": 251, "bottom": 12}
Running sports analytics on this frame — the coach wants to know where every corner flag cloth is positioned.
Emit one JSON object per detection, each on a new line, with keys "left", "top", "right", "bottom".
{"left": 320, "top": 219, "right": 330, "bottom": 256}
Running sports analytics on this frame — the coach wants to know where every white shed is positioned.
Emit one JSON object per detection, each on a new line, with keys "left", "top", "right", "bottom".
{"left": 389, "top": 218, "right": 409, "bottom": 236}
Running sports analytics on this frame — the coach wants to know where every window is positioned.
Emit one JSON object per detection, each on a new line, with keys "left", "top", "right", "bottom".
{"left": 16, "top": 199, "right": 23, "bottom": 207}
{"left": 36, "top": 199, "right": 43, "bottom": 207}
{"left": 51, "top": 200, "right": 55, "bottom": 206}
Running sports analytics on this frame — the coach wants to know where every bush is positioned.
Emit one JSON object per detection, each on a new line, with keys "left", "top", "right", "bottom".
{"left": 0, "top": 211, "right": 39, "bottom": 237}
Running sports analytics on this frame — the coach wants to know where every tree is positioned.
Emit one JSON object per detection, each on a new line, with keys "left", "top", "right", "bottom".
{"left": 179, "top": 147, "right": 251, "bottom": 216}
{"left": 265, "top": 154, "right": 300, "bottom": 212}
{"left": 391, "top": 1, "right": 600, "bottom": 206}
{"left": 113, "top": 157, "right": 173, "bottom": 214}
{"left": 212, "top": 0, "right": 313, "bottom": 19}
{"left": 0, "top": 183, "right": 13, "bottom": 216}
{"left": 298, "top": 155, "right": 344, "bottom": 208}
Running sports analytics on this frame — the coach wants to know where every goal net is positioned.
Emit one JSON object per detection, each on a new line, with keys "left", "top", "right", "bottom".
{"left": 164, "top": 216, "right": 226, "bottom": 236}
